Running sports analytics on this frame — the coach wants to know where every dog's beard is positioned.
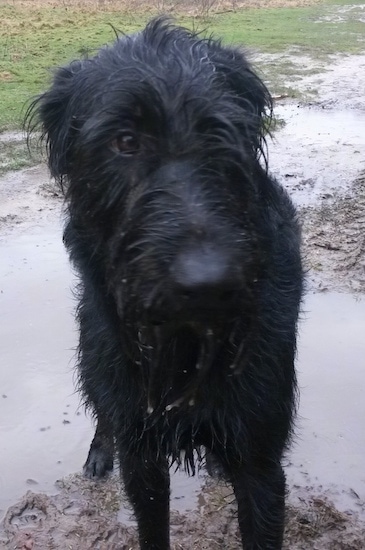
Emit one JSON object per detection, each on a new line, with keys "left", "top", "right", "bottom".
{"left": 136, "top": 324, "right": 217, "bottom": 414}
{"left": 136, "top": 320, "right": 251, "bottom": 415}
{"left": 117, "top": 278, "right": 255, "bottom": 413}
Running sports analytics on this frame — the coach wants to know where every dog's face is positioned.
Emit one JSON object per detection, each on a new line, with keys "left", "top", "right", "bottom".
{"left": 30, "top": 18, "right": 271, "bottom": 339}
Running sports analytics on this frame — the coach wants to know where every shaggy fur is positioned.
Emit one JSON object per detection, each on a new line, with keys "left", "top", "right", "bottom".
{"left": 27, "top": 18, "right": 303, "bottom": 549}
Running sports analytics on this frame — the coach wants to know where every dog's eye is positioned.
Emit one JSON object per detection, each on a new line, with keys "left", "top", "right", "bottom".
{"left": 111, "top": 132, "right": 139, "bottom": 156}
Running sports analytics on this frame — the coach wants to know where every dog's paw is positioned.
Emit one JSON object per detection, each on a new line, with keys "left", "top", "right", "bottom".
{"left": 205, "top": 452, "right": 225, "bottom": 478}
{"left": 83, "top": 447, "right": 114, "bottom": 479}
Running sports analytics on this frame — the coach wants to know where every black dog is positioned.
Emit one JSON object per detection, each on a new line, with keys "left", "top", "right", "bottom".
{"left": 28, "top": 18, "right": 303, "bottom": 549}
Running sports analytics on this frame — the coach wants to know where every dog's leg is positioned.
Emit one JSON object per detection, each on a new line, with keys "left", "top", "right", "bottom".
{"left": 83, "top": 414, "right": 114, "bottom": 479}
{"left": 119, "top": 445, "right": 170, "bottom": 550}
{"left": 230, "top": 459, "right": 285, "bottom": 550}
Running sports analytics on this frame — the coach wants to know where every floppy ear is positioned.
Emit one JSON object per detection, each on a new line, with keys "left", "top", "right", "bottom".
{"left": 210, "top": 43, "right": 272, "bottom": 155}
{"left": 212, "top": 44, "right": 271, "bottom": 118}
{"left": 26, "top": 60, "right": 84, "bottom": 183}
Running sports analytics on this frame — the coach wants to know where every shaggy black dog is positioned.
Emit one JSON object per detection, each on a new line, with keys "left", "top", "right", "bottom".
{"left": 28, "top": 18, "right": 303, "bottom": 549}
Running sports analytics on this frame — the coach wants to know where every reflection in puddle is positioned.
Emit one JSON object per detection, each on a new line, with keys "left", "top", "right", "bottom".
{"left": 1, "top": 228, "right": 364, "bottom": 519}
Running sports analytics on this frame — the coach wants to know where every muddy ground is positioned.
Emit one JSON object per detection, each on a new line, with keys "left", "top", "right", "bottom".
{"left": 1, "top": 43, "right": 365, "bottom": 550}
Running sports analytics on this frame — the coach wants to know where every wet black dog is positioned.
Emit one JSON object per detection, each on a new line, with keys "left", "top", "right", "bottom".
{"left": 28, "top": 18, "right": 303, "bottom": 549}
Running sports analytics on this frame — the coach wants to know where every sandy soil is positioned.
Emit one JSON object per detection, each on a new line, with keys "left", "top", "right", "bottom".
{"left": 1, "top": 43, "right": 365, "bottom": 550}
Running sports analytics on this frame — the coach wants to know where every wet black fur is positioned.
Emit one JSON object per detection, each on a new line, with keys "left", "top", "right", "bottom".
{"left": 27, "top": 18, "right": 303, "bottom": 549}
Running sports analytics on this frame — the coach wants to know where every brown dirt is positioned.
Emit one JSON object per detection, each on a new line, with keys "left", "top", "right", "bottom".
{"left": 301, "top": 174, "right": 365, "bottom": 293}
{"left": 1, "top": 474, "right": 364, "bottom": 549}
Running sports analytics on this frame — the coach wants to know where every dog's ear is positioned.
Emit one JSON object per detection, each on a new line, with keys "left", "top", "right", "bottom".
{"left": 209, "top": 44, "right": 272, "bottom": 163}
{"left": 212, "top": 45, "right": 271, "bottom": 119}
{"left": 27, "top": 60, "right": 84, "bottom": 183}
{"left": 211, "top": 44, "right": 272, "bottom": 139}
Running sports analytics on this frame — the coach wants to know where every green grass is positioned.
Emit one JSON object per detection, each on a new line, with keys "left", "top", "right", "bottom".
{"left": 0, "top": 0, "right": 364, "bottom": 132}
{"left": 0, "top": 8, "right": 144, "bottom": 130}
{"left": 207, "top": 1, "right": 365, "bottom": 53}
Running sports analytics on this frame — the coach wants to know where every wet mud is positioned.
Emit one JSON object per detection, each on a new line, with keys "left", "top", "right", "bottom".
{"left": 1, "top": 42, "right": 365, "bottom": 550}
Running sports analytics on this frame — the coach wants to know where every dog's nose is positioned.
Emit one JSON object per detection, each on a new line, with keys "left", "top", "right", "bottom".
{"left": 171, "top": 248, "right": 242, "bottom": 312}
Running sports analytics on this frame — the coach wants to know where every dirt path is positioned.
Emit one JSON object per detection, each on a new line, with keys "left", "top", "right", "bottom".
{"left": 0, "top": 49, "right": 365, "bottom": 549}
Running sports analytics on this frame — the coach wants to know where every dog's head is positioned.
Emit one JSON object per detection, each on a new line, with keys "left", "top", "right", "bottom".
{"left": 29, "top": 18, "right": 270, "bottom": 181}
{"left": 27, "top": 18, "right": 273, "bottom": 406}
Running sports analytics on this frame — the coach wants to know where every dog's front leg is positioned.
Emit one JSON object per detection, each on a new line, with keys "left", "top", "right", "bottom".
{"left": 230, "top": 459, "right": 286, "bottom": 550}
{"left": 119, "top": 442, "right": 170, "bottom": 549}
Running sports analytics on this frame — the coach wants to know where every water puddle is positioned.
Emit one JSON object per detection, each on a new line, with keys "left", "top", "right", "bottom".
{"left": 288, "top": 291, "right": 365, "bottom": 516}
{"left": 270, "top": 104, "right": 365, "bottom": 206}
{"left": 0, "top": 224, "right": 93, "bottom": 519}
{"left": 1, "top": 228, "right": 364, "bottom": 519}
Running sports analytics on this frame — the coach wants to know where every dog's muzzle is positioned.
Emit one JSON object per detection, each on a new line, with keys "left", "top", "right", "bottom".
{"left": 135, "top": 247, "right": 250, "bottom": 415}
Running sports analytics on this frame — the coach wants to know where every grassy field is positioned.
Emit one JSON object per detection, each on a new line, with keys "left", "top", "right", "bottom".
{"left": 0, "top": 0, "right": 364, "bottom": 133}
